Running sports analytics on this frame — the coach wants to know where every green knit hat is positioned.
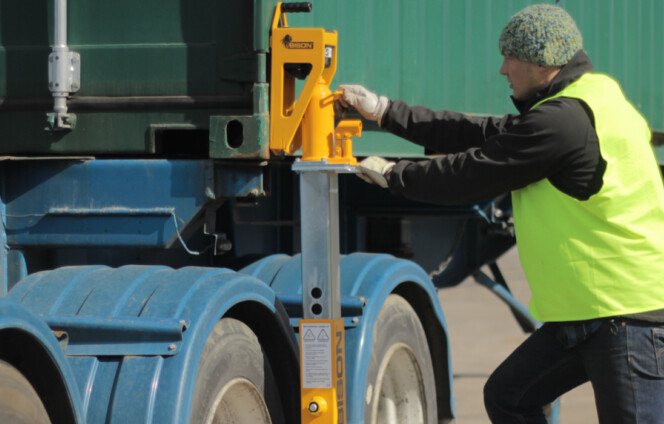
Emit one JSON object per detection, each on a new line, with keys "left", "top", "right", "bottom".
{"left": 499, "top": 4, "right": 582, "bottom": 67}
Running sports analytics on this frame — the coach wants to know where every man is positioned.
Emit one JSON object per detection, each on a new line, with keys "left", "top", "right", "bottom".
{"left": 337, "top": 4, "right": 664, "bottom": 423}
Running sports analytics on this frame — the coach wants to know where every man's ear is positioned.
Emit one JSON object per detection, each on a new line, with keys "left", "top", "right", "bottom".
{"left": 539, "top": 65, "right": 562, "bottom": 73}
{"left": 538, "top": 65, "right": 562, "bottom": 82}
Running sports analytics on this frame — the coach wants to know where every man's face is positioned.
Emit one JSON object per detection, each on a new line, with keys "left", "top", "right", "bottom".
{"left": 499, "top": 55, "right": 546, "bottom": 101}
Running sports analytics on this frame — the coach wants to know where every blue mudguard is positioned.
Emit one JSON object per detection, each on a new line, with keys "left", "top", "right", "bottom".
{"left": 243, "top": 252, "right": 456, "bottom": 423}
{"left": 7, "top": 265, "right": 296, "bottom": 424}
{"left": 0, "top": 298, "right": 86, "bottom": 423}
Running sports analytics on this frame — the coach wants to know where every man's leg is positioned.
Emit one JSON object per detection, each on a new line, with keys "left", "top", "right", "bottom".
{"left": 484, "top": 323, "right": 588, "bottom": 424}
{"left": 581, "top": 319, "right": 664, "bottom": 424}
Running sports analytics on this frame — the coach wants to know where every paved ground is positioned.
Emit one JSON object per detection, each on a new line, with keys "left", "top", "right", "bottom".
{"left": 437, "top": 247, "right": 598, "bottom": 423}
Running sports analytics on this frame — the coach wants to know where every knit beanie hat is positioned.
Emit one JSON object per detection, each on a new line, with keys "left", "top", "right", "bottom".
{"left": 499, "top": 4, "right": 582, "bottom": 67}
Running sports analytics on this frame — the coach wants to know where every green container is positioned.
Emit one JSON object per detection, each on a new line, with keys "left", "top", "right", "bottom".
{"left": 0, "top": 1, "right": 661, "bottom": 162}
{"left": 0, "top": 0, "right": 276, "bottom": 158}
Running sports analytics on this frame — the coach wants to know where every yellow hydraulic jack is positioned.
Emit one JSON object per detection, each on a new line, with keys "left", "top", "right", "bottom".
{"left": 270, "top": 3, "right": 361, "bottom": 423}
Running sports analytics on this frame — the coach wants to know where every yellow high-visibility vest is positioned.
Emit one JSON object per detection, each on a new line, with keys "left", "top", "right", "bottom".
{"left": 512, "top": 73, "right": 664, "bottom": 322}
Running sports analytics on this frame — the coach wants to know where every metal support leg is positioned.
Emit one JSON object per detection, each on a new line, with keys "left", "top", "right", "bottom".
{"left": 294, "top": 161, "right": 356, "bottom": 424}
{"left": 299, "top": 170, "right": 341, "bottom": 319}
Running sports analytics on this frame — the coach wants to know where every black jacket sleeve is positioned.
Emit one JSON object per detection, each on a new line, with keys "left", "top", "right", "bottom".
{"left": 383, "top": 99, "right": 517, "bottom": 153}
{"left": 384, "top": 97, "right": 600, "bottom": 205}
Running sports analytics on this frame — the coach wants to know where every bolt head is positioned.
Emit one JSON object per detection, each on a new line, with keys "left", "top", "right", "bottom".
{"left": 308, "top": 402, "right": 319, "bottom": 413}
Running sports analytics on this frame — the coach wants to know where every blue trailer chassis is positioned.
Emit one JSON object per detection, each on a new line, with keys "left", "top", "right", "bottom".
{"left": 0, "top": 157, "right": 526, "bottom": 423}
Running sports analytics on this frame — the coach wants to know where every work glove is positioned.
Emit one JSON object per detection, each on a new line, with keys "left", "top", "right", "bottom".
{"left": 357, "top": 156, "right": 395, "bottom": 188}
{"left": 336, "top": 85, "right": 390, "bottom": 126}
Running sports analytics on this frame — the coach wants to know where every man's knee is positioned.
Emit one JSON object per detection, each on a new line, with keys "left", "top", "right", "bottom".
{"left": 483, "top": 371, "right": 510, "bottom": 418}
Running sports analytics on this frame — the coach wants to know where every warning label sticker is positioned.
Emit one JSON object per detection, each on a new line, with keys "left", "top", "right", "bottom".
{"left": 301, "top": 322, "right": 332, "bottom": 388}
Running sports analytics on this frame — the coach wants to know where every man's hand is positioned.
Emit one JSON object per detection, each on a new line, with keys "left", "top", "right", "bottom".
{"left": 357, "top": 156, "right": 395, "bottom": 188}
{"left": 336, "top": 85, "right": 390, "bottom": 125}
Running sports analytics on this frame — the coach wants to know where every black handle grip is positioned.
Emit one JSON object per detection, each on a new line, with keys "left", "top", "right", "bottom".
{"left": 281, "top": 2, "right": 312, "bottom": 13}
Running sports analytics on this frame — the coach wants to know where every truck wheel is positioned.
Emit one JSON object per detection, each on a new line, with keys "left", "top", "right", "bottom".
{"left": 190, "top": 318, "right": 283, "bottom": 424}
{"left": 0, "top": 360, "right": 51, "bottom": 424}
{"left": 365, "top": 294, "right": 438, "bottom": 424}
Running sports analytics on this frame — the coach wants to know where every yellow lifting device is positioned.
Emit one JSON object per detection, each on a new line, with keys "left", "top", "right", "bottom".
{"left": 270, "top": 2, "right": 362, "bottom": 423}
{"left": 270, "top": 2, "right": 361, "bottom": 164}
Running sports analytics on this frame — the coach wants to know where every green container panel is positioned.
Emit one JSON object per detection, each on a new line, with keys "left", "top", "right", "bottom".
{"left": 0, "top": 1, "right": 661, "bottom": 161}
{"left": 0, "top": 0, "right": 275, "bottom": 157}
{"left": 0, "top": 0, "right": 272, "bottom": 97}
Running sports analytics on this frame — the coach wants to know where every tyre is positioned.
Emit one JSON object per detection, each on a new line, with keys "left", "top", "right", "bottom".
{"left": 365, "top": 294, "right": 438, "bottom": 424}
{"left": 0, "top": 360, "right": 51, "bottom": 424}
{"left": 190, "top": 318, "right": 284, "bottom": 424}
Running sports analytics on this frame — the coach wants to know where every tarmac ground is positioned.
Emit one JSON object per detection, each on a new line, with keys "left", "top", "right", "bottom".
{"left": 437, "top": 246, "right": 598, "bottom": 423}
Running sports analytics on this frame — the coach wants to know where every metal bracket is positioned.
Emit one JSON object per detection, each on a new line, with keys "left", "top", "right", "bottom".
{"left": 46, "top": 50, "right": 80, "bottom": 131}
{"left": 203, "top": 207, "right": 233, "bottom": 256}
{"left": 45, "top": 315, "right": 187, "bottom": 356}
{"left": 291, "top": 160, "right": 359, "bottom": 174}
{"left": 48, "top": 50, "right": 81, "bottom": 94}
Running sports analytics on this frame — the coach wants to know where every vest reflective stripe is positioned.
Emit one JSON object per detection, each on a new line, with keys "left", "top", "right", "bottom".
{"left": 512, "top": 73, "right": 664, "bottom": 322}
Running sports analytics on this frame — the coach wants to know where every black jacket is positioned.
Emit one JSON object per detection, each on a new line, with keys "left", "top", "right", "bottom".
{"left": 384, "top": 50, "right": 605, "bottom": 205}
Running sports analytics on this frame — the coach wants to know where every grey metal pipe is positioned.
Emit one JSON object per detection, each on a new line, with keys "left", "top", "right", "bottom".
{"left": 52, "top": 0, "right": 68, "bottom": 114}
{"left": 54, "top": 0, "right": 67, "bottom": 48}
